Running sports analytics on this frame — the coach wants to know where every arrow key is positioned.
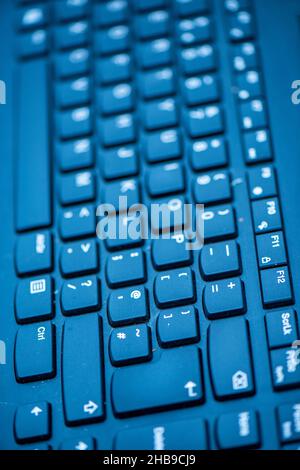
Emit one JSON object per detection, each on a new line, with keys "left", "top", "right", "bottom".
{"left": 14, "top": 402, "right": 51, "bottom": 443}
{"left": 60, "top": 437, "right": 96, "bottom": 450}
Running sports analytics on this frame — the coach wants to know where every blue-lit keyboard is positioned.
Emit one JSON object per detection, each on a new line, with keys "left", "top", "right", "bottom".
{"left": 1, "top": 0, "right": 300, "bottom": 451}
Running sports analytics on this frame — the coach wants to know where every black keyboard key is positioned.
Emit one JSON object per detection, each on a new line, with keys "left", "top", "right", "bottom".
{"left": 193, "top": 170, "right": 231, "bottom": 205}
{"left": 60, "top": 239, "right": 98, "bottom": 277}
{"left": 15, "top": 276, "right": 54, "bottom": 324}
{"left": 256, "top": 231, "right": 287, "bottom": 269}
{"left": 55, "top": 21, "right": 89, "bottom": 50}
{"left": 101, "top": 146, "right": 138, "bottom": 180}
{"left": 176, "top": 16, "right": 212, "bottom": 46}
{"left": 112, "top": 347, "right": 203, "bottom": 416}
{"left": 228, "top": 10, "right": 255, "bottom": 42}
{"left": 57, "top": 138, "right": 94, "bottom": 172}
{"left": 208, "top": 317, "right": 254, "bottom": 399}
{"left": 57, "top": 106, "right": 92, "bottom": 140}
{"left": 277, "top": 403, "right": 300, "bottom": 443}
{"left": 115, "top": 418, "right": 208, "bottom": 450}
{"left": 154, "top": 268, "right": 196, "bottom": 308}
{"left": 62, "top": 314, "right": 104, "bottom": 424}
{"left": 100, "top": 113, "right": 136, "bottom": 147}
{"left": 60, "top": 204, "right": 95, "bottom": 240}
{"left": 109, "top": 324, "right": 152, "bottom": 366}
{"left": 59, "top": 171, "right": 95, "bottom": 206}
{"left": 271, "top": 347, "right": 300, "bottom": 390}
{"left": 135, "top": 10, "right": 170, "bottom": 39}
{"left": 243, "top": 129, "right": 272, "bottom": 164}
{"left": 95, "top": 25, "right": 130, "bottom": 55}
{"left": 60, "top": 437, "right": 96, "bottom": 451}
{"left": 248, "top": 165, "right": 277, "bottom": 200}
{"left": 143, "top": 98, "right": 178, "bottom": 131}
{"left": 16, "top": 232, "right": 53, "bottom": 276}
{"left": 55, "top": 0, "right": 90, "bottom": 21}
{"left": 175, "top": 0, "right": 209, "bottom": 17}
{"left": 94, "top": 1, "right": 128, "bottom": 27}
{"left": 200, "top": 240, "right": 241, "bottom": 280}
{"left": 18, "top": 29, "right": 49, "bottom": 58}
{"left": 190, "top": 136, "right": 228, "bottom": 171}
{"left": 180, "top": 44, "right": 216, "bottom": 75}
{"left": 106, "top": 250, "right": 146, "bottom": 287}
{"left": 56, "top": 77, "right": 91, "bottom": 109}
{"left": 143, "top": 129, "right": 182, "bottom": 163}
{"left": 184, "top": 104, "right": 223, "bottom": 138}
{"left": 199, "top": 205, "right": 237, "bottom": 242}
{"left": 216, "top": 410, "right": 260, "bottom": 449}
{"left": 55, "top": 48, "right": 91, "bottom": 79}
{"left": 15, "top": 322, "right": 56, "bottom": 383}
{"left": 17, "top": 5, "right": 49, "bottom": 30}
{"left": 17, "top": 60, "right": 51, "bottom": 232}
{"left": 152, "top": 234, "right": 192, "bottom": 270}
{"left": 137, "top": 38, "right": 173, "bottom": 69}
{"left": 252, "top": 197, "right": 282, "bottom": 234}
{"left": 14, "top": 402, "right": 51, "bottom": 444}
{"left": 61, "top": 276, "right": 101, "bottom": 315}
{"left": 147, "top": 162, "right": 185, "bottom": 197}
{"left": 203, "top": 278, "right": 246, "bottom": 319}
{"left": 260, "top": 267, "right": 293, "bottom": 308}
{"left": 182, "top": 74, "right": 219, "bottom": 106}
{"left": 97, "top": 83, "right": 134, "bottom": 116}
{"left": 157, "top": 306, "right": 199, "bottom": 347}
{"left": 232, "top": 41, "right": 258, "bottom": 72}
{"left": 95, "top": 54, "right": 132, "bottom": 85}
{"left": 139, "top": 68, "right": 175, "bottom": 99}
{"left": 265, "top": 309, "right": 298, "bottom": 349}
{"left": 240, "top": 99, "right": 267, "bottom": 130}
{"left": 108, "top": 287, "right": 149, "bottom": 326}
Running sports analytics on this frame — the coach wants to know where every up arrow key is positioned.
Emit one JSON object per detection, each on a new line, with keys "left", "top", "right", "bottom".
{"left": 83, "top": 400, "right": 98, "bottom": 415}
{"left": 184, "top": 381, "right": 197, "bottom": 397}
{"left": 31, "top": 406, "right": 43, "bottom": 417}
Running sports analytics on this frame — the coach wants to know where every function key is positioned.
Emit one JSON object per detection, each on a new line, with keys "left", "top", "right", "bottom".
{"left": 95, "top": 54, "right": 132, "bottom": 85}
{"left": 277, "top": 403, "right": 300, "bottom": 443}
{"left": 200, "top": 240, "right": 241, "bottom": 280}
{"left": 203, "top": 278, "right": 246, "bottom": 319}
{"left": 193, "top": 170, "right": 231, "bottom": 205}
{"left": 216, "top": 410, "right": 260, "bottom": 449}
{"left": 270, "top": 347, "right": 300, "bottom": 390}
{"left": 106, "top": 250, "right": 146, "bottom": 288}
{"left": 15, "top": 322, "right": 56, "bottom": 382}
{"left": 252, "top": 197, "right": 282, "bottom": 234}
{"left": 190, "top": 136, "right": 228, "bottom": 171}
{"left": 14, "top": 402, "right": 51, "bottom": 444}
{"left": 256, "top": 231, "right": 287, "bottom": 269}
{"left": 260, "top": 266, "right": 293, "bottom": 308}
{"left": 248, "top": 165, "right": 277, "bottom": 200}
{"left": 232, "top": 42, "right": 258, "bottom": 73}
{"left": 154, "top": 268, "right": 196, "bottom": 308}
{"left": 108, "top": 287, "right": 149, "bottom": 326}
{"left": 55, "top": 0, "right": 90, "bottom": 22}
{"left": 94, "top": 1, "right": 129, "bottom": 27}
{"left": 17, "top": 5, "right": 49, "bottom": 31}
{"left": 228, "top": 10, "right": 255, "bottom": 42}
{"left": 61, "top": 276, "right": 101, "bottom": 315}
{"left": 109, "top": 324, "right": 152, "bottom": 366}
{"left": 265, "top": 309, "right": 299, "bottom": 349}
{"left": 208, "top": 317, "right": 254, "bottom": 399}
{"left": 176, "top": 16, "right": 212, "bottom": 46}
{"left": 16, "top": 232, "right": 53, "bottom": 276}
{"left": 15, "top": 276, "right": 54, "bottom": 324}
{"left": 175, "top": 0, "right": 210, "bottom": 17}
{"left": 57, "top": 138, "right": 94, "bottom": 172}
{"left": 243, "top": 129, "right": 272, "bottom": 164}
{"left": 157, "top": 306, "right": 199, "bottom": 347}
{"left": 95, "top": 25, "right": 130, "bottom": 55}
{"left": 135, "top": 10, "right": 170, "bottom": 40}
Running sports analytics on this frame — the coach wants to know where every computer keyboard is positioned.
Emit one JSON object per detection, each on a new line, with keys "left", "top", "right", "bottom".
{"left": 1, "top": 0, "right": 300, "bottom": 451}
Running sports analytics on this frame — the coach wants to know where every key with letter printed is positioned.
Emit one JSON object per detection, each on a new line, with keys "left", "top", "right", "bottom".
{"left": 112, "top": 347, "right": 203, "bottom": 416}
{"left": 271, "top": 347, "right": 300, "bottom": 390}
{"left": 208, "top": 317, "right": 254, "bottom": 399}
{"left": 265, "top": 309, "right": 299, "bottom": 349}
{"left": 256, "top": 232, "right": 287, "bottom": 269}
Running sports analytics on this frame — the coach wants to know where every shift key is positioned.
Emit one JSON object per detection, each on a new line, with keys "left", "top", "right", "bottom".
{"left": 16, "top": 59, "right": 51, "bottom": 231}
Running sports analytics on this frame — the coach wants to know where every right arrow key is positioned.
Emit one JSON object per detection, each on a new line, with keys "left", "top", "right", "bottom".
{"left": 112, "top": 347, "right": 203, "bottom": 417}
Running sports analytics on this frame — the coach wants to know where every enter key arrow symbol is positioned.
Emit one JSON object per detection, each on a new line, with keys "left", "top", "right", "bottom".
{"left": 83, "top": 400, "right": 98, "bottom": 415}
{"left": 184, "top": 381, "right": 198, "bottom": 398}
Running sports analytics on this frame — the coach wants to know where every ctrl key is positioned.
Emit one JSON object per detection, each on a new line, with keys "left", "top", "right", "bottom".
{"left": 14, "top": 402, "right": 51, "bottom": 444}
{"left": 15, "top": 322, "right": 56, "bottom": 383}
